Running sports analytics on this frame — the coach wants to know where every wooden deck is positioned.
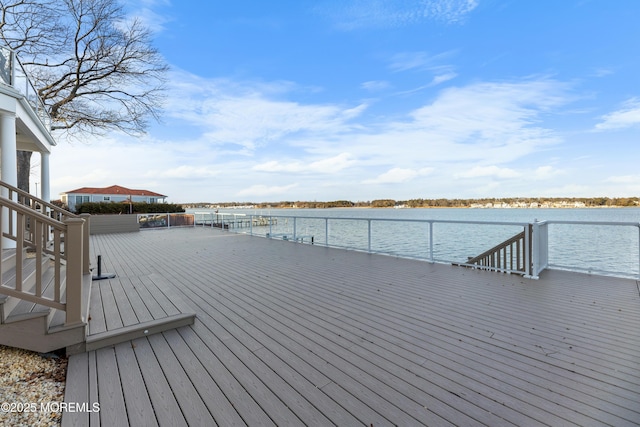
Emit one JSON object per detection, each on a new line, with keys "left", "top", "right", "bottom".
{"left": 62, "top": 227, "right": 640, "bottom": 426}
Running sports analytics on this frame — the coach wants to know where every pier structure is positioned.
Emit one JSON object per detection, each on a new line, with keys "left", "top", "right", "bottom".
{"left": 194, "top": 211, "right": 276, "bottom": 229}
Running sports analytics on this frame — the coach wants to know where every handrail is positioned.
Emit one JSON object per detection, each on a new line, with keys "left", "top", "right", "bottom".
{"left": 1, "top": 197, "right": 64, "bottom": 309}
{"left": 0, "top": 194, "right": 87, "bottom": 325}
{"left": 462, "top": 225, "right": 532, "bottom": 275}
{"left": 0, "top": 180, "right": 78, "bottom": 220}
{"left": 0, "top": 180, "right": 90, "bottom": 273}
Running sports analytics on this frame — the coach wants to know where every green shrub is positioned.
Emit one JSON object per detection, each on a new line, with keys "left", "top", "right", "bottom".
{"left": 75, "top": 202, "right": 185, "bottom": 215}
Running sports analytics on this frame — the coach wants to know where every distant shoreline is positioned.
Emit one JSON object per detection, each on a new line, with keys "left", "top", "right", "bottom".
{"left": 184, "top": 204, "right": 638, "bottom": 210}
{"left": 182, "top": 197, "right": 639, "bottom": 210}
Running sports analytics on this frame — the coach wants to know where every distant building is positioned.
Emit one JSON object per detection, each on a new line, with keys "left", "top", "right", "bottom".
{"left": 61, "top": 185, "right": 167, "bottom": 212}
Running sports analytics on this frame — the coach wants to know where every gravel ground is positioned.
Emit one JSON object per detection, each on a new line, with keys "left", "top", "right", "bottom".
{"left": 0, "top": 345, "right": 67, "bottom": 427}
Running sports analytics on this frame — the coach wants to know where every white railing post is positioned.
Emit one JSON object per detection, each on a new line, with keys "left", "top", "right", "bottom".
{"left": 293, "top": 217, "right": 297, "bottom": 241}
{"left": 367, "top": 219, "right": 372, "bottom": 253}
{"left": 9, "top": 50, "right": 16, "bottom": 86}
{"left": 429, "top": 222, "right": 434, "bottom": 263}
{"left": 325, "top": 218, "right": 329, "bottom": 247}
{"left": 530, "top": 222, "right": 536, "bottom": 278}
{"left": 64, "top": 218, "right": 85, "bottom": 325}
{"left": 79, "top": 214, "right": 91, "bottom": 274}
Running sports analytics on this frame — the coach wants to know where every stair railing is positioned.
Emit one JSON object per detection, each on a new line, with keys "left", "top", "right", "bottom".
{"left": 0, "top": 181, "right": 90, "bottom": 274}
{"left": 463, "top": 224, "right": 533, "bottom": 275}
{"left": 0, "top": 196, "right": 88, "bottom": 326}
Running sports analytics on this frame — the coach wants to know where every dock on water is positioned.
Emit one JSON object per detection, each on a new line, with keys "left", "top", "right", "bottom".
{"left": 62, "top": 227, "right": 640, "bottom": 426}
{"left": 194, "top": 211, "right": 277, "bottom": 229}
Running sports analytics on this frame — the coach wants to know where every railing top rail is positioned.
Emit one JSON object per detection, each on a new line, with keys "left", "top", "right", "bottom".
{"left": 0, "top": 181, "right": 79, "bottom": 219}
{"left": 246, "top": 214, "right": 531, "bottom": 227}
{"left": 0, "top": 196, "right": 66, "bottom": 230}
{"left": 539, "top": 219, "right": 640, "bottom": 227}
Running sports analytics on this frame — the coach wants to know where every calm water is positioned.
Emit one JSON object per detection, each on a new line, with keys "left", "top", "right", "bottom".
{"left": 189, "top": 207, "right": 640, "bottom": 278}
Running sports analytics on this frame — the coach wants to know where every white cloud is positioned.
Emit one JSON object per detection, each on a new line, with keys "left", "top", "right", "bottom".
{"left": 605, "top": 174, "right": 640, "bottom": 184}
{"left": 363, "top": 167, "right": 433, "bottom": 184}
{"left": 237, "top": 184, "right": 298, "bottom": 198}
{"left": 594, "top": 98, "right": 640, "bottom": 131}
{"left": 457, "top": 165, "right": 521, "bottom": 179}
{"left": 164, "top": 71, "right": 362, "bottom": 152}
{"left": 254, "top": 153, "right": 356, "bottom": 173}
{"left": 361, "top": 80, "right": 390, "bottom": 91}
{"left": 430, "top": 72, "right": 457, "bottom": 86}
{"left": 48, "top": 74, "right": 578, "bottom": 202}
{"left": 319, "top": 0, "right": 479, "bottom": 30}
{"left": 154, "top": 165, "right": 220, "bottom": 179}
{"left": 533, "top": 165, "right": 565, "bottom": 180}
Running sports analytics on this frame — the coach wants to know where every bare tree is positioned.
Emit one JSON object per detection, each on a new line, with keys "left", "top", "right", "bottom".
{"left": 0, "top": 0, "right": 167, "bottom": 194}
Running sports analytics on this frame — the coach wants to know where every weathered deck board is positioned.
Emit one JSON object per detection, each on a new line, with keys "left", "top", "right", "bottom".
{"left": 63, "top": 227, "right": 640, "bottom": 426}
{"left": 86, "top": 235, "right": 186, "bottom": 337}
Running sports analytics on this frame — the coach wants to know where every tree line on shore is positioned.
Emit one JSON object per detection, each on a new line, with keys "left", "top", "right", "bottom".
{"left": 185, "top": 196, "right": 640, "bottom": 209}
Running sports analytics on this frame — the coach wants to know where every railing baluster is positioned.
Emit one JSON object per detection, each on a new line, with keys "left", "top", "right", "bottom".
{"left": 54, "top": 229, "right": 61, "bottom": 302}
{"left": 35, "top": 218, "right": 43, "bottom": 297}
{"left": 15, "top": 211, "right": 24, "bottom": 291}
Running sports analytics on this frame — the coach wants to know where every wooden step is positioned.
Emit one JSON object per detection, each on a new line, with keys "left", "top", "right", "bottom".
{"left": 0, "top": 313, "right": 86, "bottom": 353}
{"left": 0, "top": 258, "right": 93, "bottom": 353}
{"left": 0, "top": 255, "right": 51, "bottom": 322}
{"left": 1, "top": 248, "right": 18, "bottom": 271}
{"left": 74, "top": 313, "right": 195, "bottom": 354}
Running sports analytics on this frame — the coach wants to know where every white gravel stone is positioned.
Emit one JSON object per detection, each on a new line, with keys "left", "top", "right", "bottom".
{"left": 0, "top": 345, "right": 67, "bottom": 427}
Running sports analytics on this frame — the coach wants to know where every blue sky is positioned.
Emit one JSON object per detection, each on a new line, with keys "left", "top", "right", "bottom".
{"left": 47, "top": 0, "right": 640, "bottom": 203}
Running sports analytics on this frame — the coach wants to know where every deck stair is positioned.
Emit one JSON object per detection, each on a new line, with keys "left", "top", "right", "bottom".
{"left": 0, "top": 248, "right": 90, "bottom": 352}
{"left": 457, "top": 224, "right": 532, "bottom": 274}
{"left": 0, "top": 181, "right": 194, "bottom": 355}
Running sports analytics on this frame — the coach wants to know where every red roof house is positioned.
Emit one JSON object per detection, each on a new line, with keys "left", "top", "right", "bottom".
{"left": 61, "top": 185, "right": 167, "bottom": 211}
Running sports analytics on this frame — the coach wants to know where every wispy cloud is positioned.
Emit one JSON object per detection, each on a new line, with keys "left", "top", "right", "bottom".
{"left": 154, "top": 165, "right": 220, "bottom": 179}
{"left": 253, "top": 153, "right": 356, "bottom": 173}
{"left": 363, "top": 167, "right": 433, "bottom": 184}
{"left": 126, "top": 0, "right": 173, "bottom": 34}
{"left": 388, "top": 51, "right": 457, "bottom": 72}
{"left": 317, "top": 0, "right": 479, "bottom": 30}
{"left": 594, "top": 98, "right": 640, "bottom": 131}
{"left": 361, "top": 80, "right": 391, "bottom": 92}
{"left": 237, "top": 184, "right": 299, "bottom": 198}
{"left": 165, "top": 71, "right": 365, "bottom": 152}
{"left": 457, "top": 165, "right": 521, "bottom": 179}
{"left": 51, "top": 74, "right": 575, "bottom": 202}
{"left": 388, "top": 51, "right": 458, "bottom": 91}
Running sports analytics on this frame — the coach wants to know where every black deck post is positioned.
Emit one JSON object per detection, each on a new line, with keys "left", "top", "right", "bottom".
{"left": 92, "top": 255, "right": 116, "bottom": 281}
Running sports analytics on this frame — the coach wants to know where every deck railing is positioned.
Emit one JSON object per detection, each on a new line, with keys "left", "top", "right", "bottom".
{"left": 0, "top": 47, "right": 52, "bottom": 129}
{"left": 205, "top": 213, "right": 640, "bottom": 280}
{"left": 138, "top": 213, "right": 195, "bottom": 229}
{"left": 0, "top": 181, "right": 91, "bottom": 326}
